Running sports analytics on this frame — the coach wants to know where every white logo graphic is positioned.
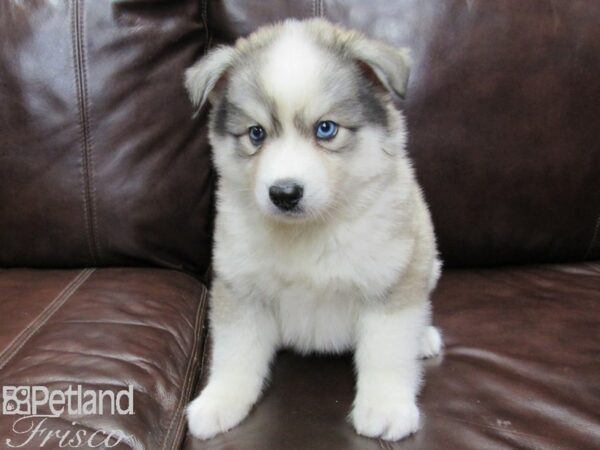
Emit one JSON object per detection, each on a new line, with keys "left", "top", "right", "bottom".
{"left": 2, "top": 385, "right": 134, "bottom": 417}
{"left": 3, "top": 386, "right": 31, "bottom": 415}
{"left": 2, "top": 385, "right": 135, "bottom": 448}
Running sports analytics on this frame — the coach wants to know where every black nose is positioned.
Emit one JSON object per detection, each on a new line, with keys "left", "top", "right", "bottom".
{"left": 269, "top": 179, "right": 304, "bottom": 211}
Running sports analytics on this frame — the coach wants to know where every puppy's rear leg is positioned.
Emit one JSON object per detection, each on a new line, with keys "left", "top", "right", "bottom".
{"left": 419, "top": 326, "right": 443, "bottom": 359}
{"left": 187, "top": 279, "right": 278, "bottom": 440}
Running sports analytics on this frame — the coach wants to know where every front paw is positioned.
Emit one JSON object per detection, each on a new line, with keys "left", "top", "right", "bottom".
{"left": 351, "top": 398, "right": 420, "bottom": 441}
{"left": 186, "top": 387, "right": 253, "bottom": 440}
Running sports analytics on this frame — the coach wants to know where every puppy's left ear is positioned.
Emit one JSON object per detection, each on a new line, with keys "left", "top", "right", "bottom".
{"left": 351, "top": 39, "right": 412, "bottom": 99}
{"left": 184, "top": 45, "right": 236, "bottom": 111}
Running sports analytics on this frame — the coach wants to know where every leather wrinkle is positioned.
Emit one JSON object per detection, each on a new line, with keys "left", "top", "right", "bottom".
{"left": 61, "top": 318, "right": 191, "bottom": 358}
{"left": 427, "top": 412, "right": 567, "bottom": 445}
{"left": 378, "top": 438, "right": 392, "bottom": 450}
{"left": 70, "top": 0, "right": 100, "bottom": 265}
{"left": 0, "top": 268, "right": 94, "bottom": 371}
{"left": 33, "top": 345, "right": 169, "bottom": 379}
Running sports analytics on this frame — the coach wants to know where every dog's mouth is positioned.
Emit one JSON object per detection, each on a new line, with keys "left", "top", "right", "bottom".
{"left": 266, "top": 205, "right": 308, "bottom": 222}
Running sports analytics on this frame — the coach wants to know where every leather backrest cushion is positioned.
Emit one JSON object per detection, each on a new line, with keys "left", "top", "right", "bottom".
{"left": 208, "top": 0, "right": 600, "bottom": 267}
{"left": 0, "top": 0, "right": 213, "bottom": 273}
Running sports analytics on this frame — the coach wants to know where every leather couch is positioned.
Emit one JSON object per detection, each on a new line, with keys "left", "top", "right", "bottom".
{"left": 1, "top": 1, "right": 598, "bottom": 449}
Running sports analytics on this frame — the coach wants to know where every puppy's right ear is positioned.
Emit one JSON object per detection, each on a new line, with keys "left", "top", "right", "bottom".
{"left": 184, "top": 46, "right": 236, "bottom": 111}
{"left": 351, "top": 40, "right": 411, "bottom": 99}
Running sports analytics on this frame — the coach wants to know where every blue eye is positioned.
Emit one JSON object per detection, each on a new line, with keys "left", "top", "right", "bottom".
{"left": 315, "top": 120, "right": 338, "bottom": 140}
{"left": 248, "top": 126, "right": 266, "bottom": 145}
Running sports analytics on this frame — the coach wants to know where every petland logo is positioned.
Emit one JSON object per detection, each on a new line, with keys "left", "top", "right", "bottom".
{"left": 2, "top": 385, "right": 134, "bottom": 448}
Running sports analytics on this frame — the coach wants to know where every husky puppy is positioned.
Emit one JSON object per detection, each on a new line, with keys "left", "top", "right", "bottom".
{"left": 184, "top": 19, "right": 442, "bottom": 442}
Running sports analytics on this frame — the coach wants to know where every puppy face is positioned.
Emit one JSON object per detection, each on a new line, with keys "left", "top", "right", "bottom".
{"left": 186, "top": 19, "right": 411, "bottom": 223}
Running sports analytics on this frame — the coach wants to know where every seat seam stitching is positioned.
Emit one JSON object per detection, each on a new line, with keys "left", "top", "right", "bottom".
{"left": 80, "top": 0, "right": 101, "bottom": 263}
{"left": 313, "top": 0, "right": 323, "bottom": 17}
{"left": 0, "top": 269, "right": 88, "bottom": 367}
{"left": 160, "top": 287, "right": 207, "bottom": 450}
{"left": 70, "top": 0, "right": 93, "bottom": 263}
{"left": 0, "top": 268, "right": 95, "bottom": 372}
{"left": 71, "top": 0, "right": 100, "bottom": 265}
{"left": 169, "top": 288, "right": 208, "bottom": 450}
{"left": 161, "top": 287, "right": 207, "bottom": 450}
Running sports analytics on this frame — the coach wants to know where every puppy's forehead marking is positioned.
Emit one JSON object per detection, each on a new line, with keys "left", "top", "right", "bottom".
{"left": 260, "top": 27, "right": 324, "bottom": 117}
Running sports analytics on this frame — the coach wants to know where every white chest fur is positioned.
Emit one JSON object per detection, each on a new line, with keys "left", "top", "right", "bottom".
{"left": 214, "top": 190, "right": 414, "bottom": 354}
{"left": 274, "top": 281, "right": 360, "bottom": 353}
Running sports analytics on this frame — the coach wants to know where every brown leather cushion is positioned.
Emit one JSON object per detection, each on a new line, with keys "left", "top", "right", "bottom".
{"left": 208, "top": 0, "right": 600, "bottom": 267}
{"left": 0, "top": 0, "right": 213, "bottom": 273}
{"left": 0, "top": 268, "right": 208, "bottom": 450}
{"left": 184, "top": 263, "right": 600, "bottom": 449}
